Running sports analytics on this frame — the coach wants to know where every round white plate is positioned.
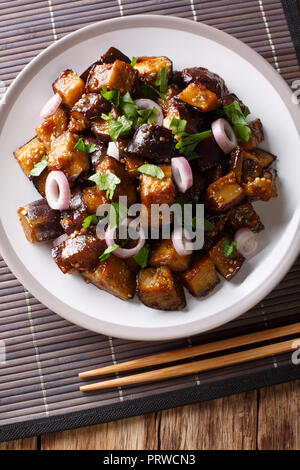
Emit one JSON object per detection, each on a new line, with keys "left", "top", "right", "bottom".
{"left": 0, "top": 15, "right": 299, "bottom": 341}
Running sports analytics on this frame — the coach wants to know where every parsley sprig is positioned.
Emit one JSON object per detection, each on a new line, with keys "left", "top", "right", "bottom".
{"left": 30, "top": 155, "right": 47, "bottom": 177}
{"left": 88, "top": 171, "right": 121, "bottom": 200}
{"left": 155, "top": 67, "right": 171, "bottom": 94}
{"left": 134, "top": 246, "right": 149, "bottom": 269}
{"left": 130, "top": 164, "right": 165, "bottom": 179}
{"left": 74, "top": 138, "right": 97, "bottom": 154}
{"left": 218, "top": 100, "right": 251, "bottom": 142}
{"left": 222, "top": 239, "right": 238, "bottom": 258}
{"left": 101, "top": 85, "right": 120, "bottom": 107}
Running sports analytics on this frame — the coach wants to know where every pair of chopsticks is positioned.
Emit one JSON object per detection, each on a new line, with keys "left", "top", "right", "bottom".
{"left": 79, "top": 323, "right": 300, "bottom": 392}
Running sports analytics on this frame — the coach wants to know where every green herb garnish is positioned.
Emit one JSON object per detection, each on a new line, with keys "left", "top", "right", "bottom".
{"left": 222, "top": 239, "right": 238, "bottom": 258}
{"left": 219, "top": 100, "right": 251, "bottom": 142}
{"left": 83, "top": 214, "right": 99, "bottom": 229}
{"left": 134, "top": 246, "right": 150, "bottom": 269}
{"left": 109, "top": 201, "right": 128, "bottom": 229}
{"left": 30, "top": 155, "right": 47, "bottom": 177}
{"left": 119, "top": 92, "right": 138, "bottom": 120}
{"left": 131, "top": 57, "right": 137, "bottom": 67}
{"left": 130, "top": 164, "right": 165, "bottom": 179}
{"left": 101, "top": 85, "right": 120, "bottom": 107}
{"left": 141, "top": 82, "right": 166, "bottom": 101}
{"left": 155, "top": 67, "right": 170, "bottom": 94}
{"left": 136, "top": 107, "right": 159, "bottom": 127}
{"left": 110, "top": 115, "right": 133, "bottom": 142}
{"left": 101, "top": 112, "right": 111, "bottom": 120}
{"left": 74, "top": 138, "right": 97, "bottom": 153}
{"left": 88, "top": 171, "right": 121, "bottom": 200}
{"left": 169, "top": 116, "right": 187, "bottom": 136}
{"left": 176, "top": 130, "right": 212, "bottom": 161}
{"left": 99, "top": 244, "right": 120, "bottom": 261}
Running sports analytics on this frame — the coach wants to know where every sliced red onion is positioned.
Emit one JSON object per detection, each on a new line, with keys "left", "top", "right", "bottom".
{"left": 212, "top": 118, "right": 238, "bottom": 153}
{"left": 40, "top": 93, "right": 62, "bottom": 120}
{"left": 45, "top": 171, "right": 71, "bottom": 210}
{"left": 105, "top": 218, "right": 145, "bottom": 259}
{"left": 107, "top": 141, "right": 119, "bottom": 160}
{"left": 134, "top": 98, "right": 163, "bottom": 126}
{"left": 234, "top": 228, "right": 258, "bottom": 258}
{"left": 171, "top": 157, "right": 193, "bottom": 193}
{"left": 52, "top": 233, "right": 68, "bottom": 248}
{"left": 172, "top": 228, "right": 193, "bottom": 256}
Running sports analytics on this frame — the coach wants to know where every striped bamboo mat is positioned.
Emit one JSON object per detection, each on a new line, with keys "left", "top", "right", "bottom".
{"left": 1, "top": 0, "right": 300, "bottom": 441}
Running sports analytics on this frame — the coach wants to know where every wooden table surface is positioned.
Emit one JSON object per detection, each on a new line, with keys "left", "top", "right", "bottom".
{"left": 1, "top": 0, "right": 300, "bottom": 452}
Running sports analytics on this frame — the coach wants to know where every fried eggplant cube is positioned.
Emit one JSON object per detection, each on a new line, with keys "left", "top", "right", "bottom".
{"left": 149, "top": 239, "right": 191, "bottom": 272}
{"left": 163, "top": 98, "right": 205, "bottom": 134}
{"left": 128, "top": 123, "right": 176, "bottom": 162}
{"left": 90, "top": 105, "right": 120, "bottom": 140}
{"left": 32, "top": 167, "right": 51, "bottom": 197}
{"left": 100, "top": 47, "right": 131, "bottom": 64}
{"left": 140, "top": 164, "right": 175, "bottom": 225}
{"left": 86, "top": 60, "right": 137, "bottom": 94}
{"left": 180, "top": 67, "right": 228, "bottom": 97}
{"left": 53, "top": 69, "right": 85, "bottom": 108}
{"left": 137, "top": 266, "right": 186, "bottom": 311}
{"left": 226, "top": 200, "right": 264, "bottom": 233}
{"left": 14, "top": 137, "right": 46, "bottom": 177}
{"left": 205, "top": 172, "right": 245, "bottom": 213}
{"left": 196, "top": 134, "right": 224, "bottom": 171}
{"left": 36, "top": 107, "right": 68, "bottom": 150}
{"left": 82, "top": 255, "right": 136, "bottom": 300}
{"left": 123, "top": 154, "right": 145, "bottom": 177}
{"left": 243, "top": 170, "right": 278, "bottom": 201}
{"left": 95, "top": 157, "right": 137, "bottom": 206}
{"left": 60, "top": 188, "right": 89, "bottom": 235}
{"left": 18, "top": 199, "right": 62, "bottom": 243}
{"left": 69, "top": 93, "right": 111, "bottom": 133}
{"left": 82, "top": 186, "right": 108, "bottom": 214}
{"left": 52, "top": 230, "right": 106, "bottom": 274}
{"left": 250, "top": 148, "right": 276, "bottom": 168}
{"left": 209, "top": 236, "right": 245, "bottom": 280}
{"left": 177, "top": 81, "right": 220, "bottom": 112}
{"left": 47, "top": 131, "right": 90, "bottom": 180}
{"left": 134, "top": 56, "right": 172, "bottom": 83}
{"left": 240, "top": 119, "right": 264, "bottom": 151}
{"left": 181, "top": 255, "right": 220, "bottom": 297}
{"left": 242, "top": 153, "right": 263, "bottom": 182}
{"left": 230, "top": 147, "right": 244, "bottom": 184}
{"left": 202, "top": 213, "right": 229, "bottom": 250}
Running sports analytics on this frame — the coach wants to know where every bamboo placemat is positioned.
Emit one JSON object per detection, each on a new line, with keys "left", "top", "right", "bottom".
{"left": 1, "top": 0, "right": 300, "bottom": 442}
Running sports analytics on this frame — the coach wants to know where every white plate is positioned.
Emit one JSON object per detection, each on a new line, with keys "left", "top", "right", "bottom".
{"left": 0, "top": 15, "right": 299, "bottom": 341}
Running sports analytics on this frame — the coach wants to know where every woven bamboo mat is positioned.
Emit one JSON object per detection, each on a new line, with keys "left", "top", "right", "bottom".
{"left": 1, "top": 0, "right": 300, "bottom": 441}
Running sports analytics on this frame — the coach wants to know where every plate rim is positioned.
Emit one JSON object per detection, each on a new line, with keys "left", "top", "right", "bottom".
{"left": 0, "top": 14, "right": 300, "bottom": 341}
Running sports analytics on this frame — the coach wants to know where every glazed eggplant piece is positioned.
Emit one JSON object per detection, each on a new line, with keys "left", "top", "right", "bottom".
{"left": 221, "top": 93, "right": 246, "bottom": 112}
{"left": 204, "top": 162, "right": 227, "bottom": 187}
{"left": 71, "top": 93, "right": 110, "bottom": 120}
{"left": 47, "top": 131, "right": 90, "bottom": 180}
{"left": 53, "top": 69, "right": 85, "bottom": 108}
{"left": 137, "top": 266, "right": 186, "bottom": 311}
{"left": 36, "top": 107, "right": 68, "bottom": 150}
{"left": 149, "top": 238, "right": 191, "bottom": 272}
{"left": 123, "top": 154, "right": 145, "bottom": 177}
{"left": 180, "top": 67, "right": 228, "bottom": 97}
{"left": 82, "top": 186, "right": 108, "bottom": 214}
{"left": 196, "top": 134, "right": 224, "bottom": 171}
{"left": 177, "top": 81, "right": 220, "bottom": 113}
{"left": 90, "top": 106, "right": 120, "bottom": 140}
{"left": 157, "top": 84, "right": 181, "bottom": 113}
{"left": 18, "top": 199, "right": 62, "bottom": 243}
{"left": 163, "top": 98, "right": 205, "bottom": 134}
{"left": 226, "top": 200, "right": 264, "bottom": 233}
{"left": 229, "top": 147, "right": 244, "bottom": 184}
{"left": 134, "top": 56, "right": 172, "bottom": 83}
{"left": 127, "top": 123, "right": 176, "bottom": 162}
{"left": 100, "top": 47, "right": 131, "bottom": 65}
{"left": 14, "top": 137, "right": 47, "bottom": 177}
{"left": 82, "top": 254, "right": 136, "bottom": 300}
{"left": 240, "top": 119, "right": 264, "bottom": 151}
{"left": 243, "top": 169, "right": 278, "bottom": 201}
{"left": 32, "top": 167, "right": 51, "bottom": 197}
{"left": 205, "top": 172, "right": 245, "bottom": 213}
{"left": 242, "top": 155, "right": 263, "bottom": 182}
{"left": 86, "top": 60, "right": 137, "bottom": 94}
{"left": 178, "top": 171, "right": 205, "bottom": 202}
{"left": 181, "top": 254, "right": 220, "bottom": 297}
{"left": 250, "top": 148, "right": 276, "bottom": 168}
{"left": 209, "top": 235, "right": 245, "bottom": 280}
{"left": 60, "top": 188, "right": 89, "bottom": 235}
{"left": 52, "top": 229, "right": 106, "bottom": 274}
{"left": 202, "top": 213, "right": 229, "bottom": 250}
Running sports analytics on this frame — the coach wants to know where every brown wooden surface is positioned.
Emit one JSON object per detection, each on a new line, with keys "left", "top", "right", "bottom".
{"left": 1, "top": 381, "right": 299, "bottom": 450}
{"left": 1, "top": 0, "right": 300, "bottom": 452}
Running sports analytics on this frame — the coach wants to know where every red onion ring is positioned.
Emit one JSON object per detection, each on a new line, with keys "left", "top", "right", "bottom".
{"left": 172, "top": 228, "right": 193, "bottom": 256}
{"left": 134, "top": 98, "right": 163, "bottom": 126}
{"left": 211, "top": 118, "right": 238, "bottom": 153}
{"left": 45, "top": 171, "right": 71, "bottom": 210}
{"left": 171, "top": 157, "right": 193, "bottom": 193}
{"left": 107, "top": 141, "right": 119, "bottom": 160}
{"left": 105, "top": 217, "right": 145, "bottom": 259}
{"left": 234, "top": 228, "right": 258, "bottom": 258}
{"left": 40, "top": 93, "right": 62, "bottom": 120}
{"left": 52, "top": 233, "right": 68, "bottom": 248}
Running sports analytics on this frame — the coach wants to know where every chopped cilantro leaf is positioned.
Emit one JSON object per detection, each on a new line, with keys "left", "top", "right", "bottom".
{"left": 88, "top": 171, "right": 121, "bottom": 200}
{"left": 30, "top": 155, "right": 47, "bottom": 177}
{"left": 134, "top": 246, "right": 149, "bottom": 269}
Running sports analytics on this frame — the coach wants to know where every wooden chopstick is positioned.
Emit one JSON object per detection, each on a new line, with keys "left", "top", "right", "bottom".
{"left": 80, "top": 338, "right": 299, "bottom": 392}
{"left": 79, "top": 322, "right": 300, "bottom": 379}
